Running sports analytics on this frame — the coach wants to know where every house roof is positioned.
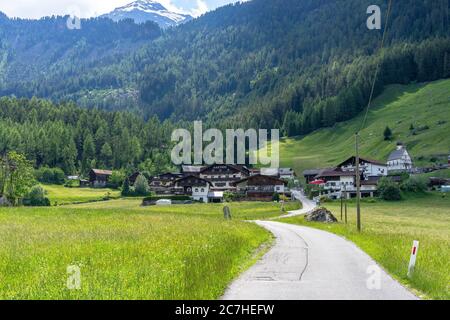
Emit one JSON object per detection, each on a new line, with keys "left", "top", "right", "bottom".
{"left": 182, "top": 165, "right": 205, "bottom": 173}
{"left": 279, "top": 168, "right": 294, "bottom": 174}
{"left": 260, "top": 168, "right": 279, "bottom": 176}
{"left": 316, "top": 170, "right": 357, "bottom": 178}
{"left": 303, "top": 169, "right": 321, "bottom": 176}
{"left": 336, "top": 156, "right": 385, "bottom": 167}
{"left": 175, "top": 175, "right": 212, "bottom": 186}
{"left": 91, "top": 169, "right": 113, "bottom": 176}
{"left": 388, "top": 149, "right": 406, "bottom": 161}
{"left": 234, "top": 174, "right": 286, "bottom": 185}
{"left": 200, "top": 164, "right": 249, "bottom": 174}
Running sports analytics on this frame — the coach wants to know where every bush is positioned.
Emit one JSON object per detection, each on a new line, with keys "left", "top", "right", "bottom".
{"left": 134, "top": 174, "right": 150, "bottom": 196}
{"left": 272, "top": 193, "right": 280, "bottom": 202}
{"left": 23, "top": 185, "right": 50, "bottom": 207}
{"left": 35, "top": 167, "right": 65, "bottom": 185}
{"left": 378, "top": 177, "right": 402, "bottom": 201}
{"left": 121, "top": 178, "right": 131, "bottom": 196}
{"left": 401, "top": 176, "right": 428, "bottom": 193}
{"left": 109, "top": 170, "right": 126, "bottom": 189}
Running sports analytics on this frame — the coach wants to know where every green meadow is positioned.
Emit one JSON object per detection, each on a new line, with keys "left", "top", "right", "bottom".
{"left": 0, "top": 200, "right": 299, "bottom": 299}
{"left": 278, "top": 79, "right": 450, "bottom": 177}
{"left": 281, "top": 193, "right": 450, "bottom": 300}
{"left": 42, "top": 185, "right": 121, "bottom": 206}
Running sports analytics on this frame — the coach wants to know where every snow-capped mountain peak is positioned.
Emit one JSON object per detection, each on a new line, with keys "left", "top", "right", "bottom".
{"left": 101, "top": 0, "right": 192, "bottom": 28}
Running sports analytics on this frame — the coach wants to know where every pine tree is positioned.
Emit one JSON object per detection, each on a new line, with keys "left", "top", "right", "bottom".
{"left": 384, "top": 126, "right": 393, "bottom": 141}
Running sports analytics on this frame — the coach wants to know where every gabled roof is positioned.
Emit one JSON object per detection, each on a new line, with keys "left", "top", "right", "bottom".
{"left": 316, "top": 170, "right": 356, "bottom": 178}
{"left": 234, "top": 174, "right": 287, "bottom": 186}
{"left": 91, "top": 169, "right": 113, "bottom": 176}
{"left": 175, "top": 175, "right": 212, "bottom": 186}
{"left": 388, "top": 149, "right": 407, "bottom": 161}
{"left": 200, "top": 164, "right": 249, "bottom": 174}
{"left": 336, "top": 156, "right": 385, "bottom": 167}
{"left": 182, "top": 165, "right": 205, "bottom": 173}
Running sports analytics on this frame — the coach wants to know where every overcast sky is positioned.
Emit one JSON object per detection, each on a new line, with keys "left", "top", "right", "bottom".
{"left": 0, "top": 0, "right": 242, "bottom": 19}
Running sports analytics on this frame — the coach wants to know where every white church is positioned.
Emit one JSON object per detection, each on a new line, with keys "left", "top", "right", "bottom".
{"left": 387, "top": 143, "right": 413, "bottom": 173}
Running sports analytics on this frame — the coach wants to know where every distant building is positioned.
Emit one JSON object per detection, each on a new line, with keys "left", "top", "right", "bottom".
{"left": 387, "top": 143, "right": 413, "bottom": 173}
{"left": 174, "top": 175, "right": 212, "bottom": 203}
{"left": 148, "top": 172, "right": 183, "bottom": 194}
{"left": 199, "top": 164, "right": 250, "bottom": 192}
{"left": 234, "top": 175, "right": 286, "bottom": 201}
{"left": 89, "top": 169, "right": 113, "bottom": 188}
{"left": 336, "top": 156, "right": 387, "bottom": 179}
{"left": 181, "top": 165, "right": 205, "bottom": 177}
{"left": 278, "top": 168, "right": 296, "bottom": 180}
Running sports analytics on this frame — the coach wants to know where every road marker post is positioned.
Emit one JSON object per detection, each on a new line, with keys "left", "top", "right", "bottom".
{"left": 407, "top": 240, "right": 419, "bottom": 278}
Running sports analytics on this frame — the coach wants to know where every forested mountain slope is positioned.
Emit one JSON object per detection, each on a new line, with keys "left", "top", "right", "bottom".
{"left": 0, "top": 16, "right": 161, "bottom": 111}
{"left": 0, "top": 0, "right": 449, "bottom": 133}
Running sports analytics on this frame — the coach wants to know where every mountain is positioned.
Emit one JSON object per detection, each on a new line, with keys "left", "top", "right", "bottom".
{"left": 101, "top": 0, "right": 193, "bottom": 28}
{"left": 0, "top": 0, "right": 449, "bottom": 127}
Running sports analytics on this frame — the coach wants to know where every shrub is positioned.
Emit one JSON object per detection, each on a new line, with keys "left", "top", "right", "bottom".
{"left": 35, "top": 167, "right": 65, "bottom": 185}
{"left": 224, "top": 191, "right": 234, "bottom": 202}
{"left": 108, "top": 170, "right": 126, "bottom": 189}
{"left": 134, "top": 174, "right": 150, "bottom": 196}
{"left": 383, "top": 126, "right": 393, "bottom": 141}
{"left": 378, "top": 177, "right": 401, "bottom": 201}
{"left": 401, "top": 176, "right": 428, "bottom": 193}
{"left": 272, "top": 193, "right": 280, "bottom": 202}
{"left": 23, "top": 185, "right": 50, "bottom": 207}
{"left": 121, "top": 178, "right": 131, "bottom": 196}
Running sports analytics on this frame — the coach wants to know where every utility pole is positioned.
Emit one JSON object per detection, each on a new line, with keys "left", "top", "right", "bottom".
{"left": 355, "top": 133, "right": 361, "bottom": 232}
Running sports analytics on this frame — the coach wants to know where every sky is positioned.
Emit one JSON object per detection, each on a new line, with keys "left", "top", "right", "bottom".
{"left": 0, "top": 0, "right": 242, "bottom": 19}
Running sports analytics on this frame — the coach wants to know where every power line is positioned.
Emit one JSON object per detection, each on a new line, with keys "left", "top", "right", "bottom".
{"left": 359, "top": 0, "right": 394, "bottom": 132}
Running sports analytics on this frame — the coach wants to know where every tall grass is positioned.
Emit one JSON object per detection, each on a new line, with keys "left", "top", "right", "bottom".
{"left": 0, "top": 205, "right": 271, "bottom": 299}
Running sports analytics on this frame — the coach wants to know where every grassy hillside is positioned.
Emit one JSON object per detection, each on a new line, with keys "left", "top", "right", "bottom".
{"left": 279, "top": 79, "right": 450, "bottom": 176}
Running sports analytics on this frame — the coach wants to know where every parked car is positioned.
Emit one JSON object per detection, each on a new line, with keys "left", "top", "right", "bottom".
{"left": 155, "top": 199, "right": 172, "bottom": 206}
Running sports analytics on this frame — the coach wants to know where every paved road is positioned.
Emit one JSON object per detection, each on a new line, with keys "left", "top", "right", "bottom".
{"left": 222, "top": 195, "right": 417, "bottom": 300}
{"left": 280, "top": 190, "right": 317, "bottom": 219}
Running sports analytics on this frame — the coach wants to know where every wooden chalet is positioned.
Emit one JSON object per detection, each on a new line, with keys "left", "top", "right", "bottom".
{"left": 89, "top": 169, "right": 113, "bottom": 188}
{"left": 234, "top": 174, "right": 286, "bottom": 201}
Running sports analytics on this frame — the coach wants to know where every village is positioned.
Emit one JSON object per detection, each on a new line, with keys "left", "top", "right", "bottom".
{"left": 85, "top": 142, "right": 450, "bottom": 205}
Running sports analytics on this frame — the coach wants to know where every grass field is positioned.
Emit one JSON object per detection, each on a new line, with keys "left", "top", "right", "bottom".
{"left": 0, "top": 200, "right": 300, "bottom": 299}
{"left": 69, "top": 199, "right": 300, "bottom": 220}
{"left": 278, "top": 79, "right": 450, "bottom": 177}
{"left": 42, "top": 185, "right": 121, "bottom": 205}
{"left": 281, "top": 193, "right": 450, "bottom": 300}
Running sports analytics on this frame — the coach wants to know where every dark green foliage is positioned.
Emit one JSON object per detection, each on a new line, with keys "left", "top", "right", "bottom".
{"left": 401, "top": 176, "right": 428, "bottom": 193}
{"left": 378, "top": 177, "right": 402, "bottom": 201}
{"left": 121, "top": 178, "right": 131, "bottom": 196}
{"left": 0, "top": 97, "right": 174, "bottom": 174}
{"left": 35, "top": 167, "right": 65, "bottom": 185}
{"left": 272, "top": 193, "right": 280, "bottom": 202}
{"left": 23, "top": 185, "right": 50, "bottom": 207}
{"left": 384, "top": 126, "right": 393, "bottom": 141}
{"left": 1, "top": 0, "right": 449, "bottom": 136}
{"left": 133, "top": 174, "right": 150, "bottom": 196}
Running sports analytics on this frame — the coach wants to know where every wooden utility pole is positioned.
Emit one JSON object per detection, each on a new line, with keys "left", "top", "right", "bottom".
{"left": 355, "top": 133, "right": 361, "bottom": 232}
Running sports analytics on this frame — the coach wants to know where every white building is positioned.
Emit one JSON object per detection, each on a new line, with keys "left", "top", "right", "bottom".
{"left": 337, "top": 156, "right": 387, "bottom": 179}
{"left": 387, "top": 143, "right": 413, "bottom": 173}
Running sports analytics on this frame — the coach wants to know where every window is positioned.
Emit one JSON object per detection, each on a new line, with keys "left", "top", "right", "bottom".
{"left": 194, "top": 188, "right": 199, "bottom": 192}
{"left": 201, "top": 188, "right": 204, "bottom": 192}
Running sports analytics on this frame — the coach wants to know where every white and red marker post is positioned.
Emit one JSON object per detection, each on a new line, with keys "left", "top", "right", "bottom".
{"left": 407, "top": 240, "right": 419, "bottom": 278}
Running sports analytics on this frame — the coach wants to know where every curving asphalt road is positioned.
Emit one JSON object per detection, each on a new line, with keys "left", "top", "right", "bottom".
{"left": 222, "top": 192, "right": 417, "bottom": 300}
